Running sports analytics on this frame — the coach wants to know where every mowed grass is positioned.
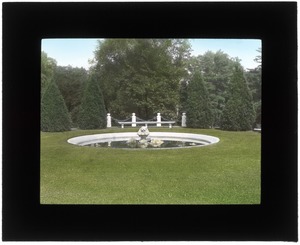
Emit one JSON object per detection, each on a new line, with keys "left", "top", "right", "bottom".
{"left": 40, "top": 127, "right": 261, "bottom": 204}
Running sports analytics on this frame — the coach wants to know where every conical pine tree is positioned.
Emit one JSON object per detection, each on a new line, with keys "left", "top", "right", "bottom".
{"left": 186, "top": 71, "right": 212, "bottom": 128}
{"left": 220, "top": 65, "right": 255, "bottom": 131}
{"left": 78, "top": 76, "right": 106, "bottom": 129}
{"left": 41, "top": 80, "right": 71, "bottom": 132}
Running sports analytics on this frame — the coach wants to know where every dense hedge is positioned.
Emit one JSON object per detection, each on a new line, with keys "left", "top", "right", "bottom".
{"left": 78, "top": 77, "right": 106, "bottom": 129}
{"left": 220, "top": 65, "right": 255, "bottom": 131}
{"left": 41, "top": 81, "right": 71, "bottom": 132}
{"left": 186, "top": 71, "right": 212, "bottom": 128}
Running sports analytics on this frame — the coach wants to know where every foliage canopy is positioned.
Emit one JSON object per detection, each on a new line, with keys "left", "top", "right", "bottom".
{"left": 41, "top": 40, "right": 261, "bottom": 131}
{"left": 92, "top": 39, "right": 191, "bottom": 119}
{"left": 41, "top": 51, "right": 57, "bottom": 95}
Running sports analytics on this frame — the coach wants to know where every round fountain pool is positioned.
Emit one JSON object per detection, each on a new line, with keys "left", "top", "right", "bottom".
{"left": 67, "top": 131, "right": 220, "bottom": 149}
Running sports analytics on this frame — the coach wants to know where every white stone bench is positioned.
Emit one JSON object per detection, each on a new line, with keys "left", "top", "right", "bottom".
{"left": 118, "top": 121, "right": 176, "bottom": 128}
{"left": 107, "top": 112, "right": 176, "bottom": 128}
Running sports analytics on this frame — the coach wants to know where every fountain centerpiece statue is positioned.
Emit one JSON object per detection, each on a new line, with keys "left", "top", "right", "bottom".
{"left": 137, "top": 126, "right": 150, "bottom": 141}
{"left": 137, "top": 126, "right": 150, "bottom": 147}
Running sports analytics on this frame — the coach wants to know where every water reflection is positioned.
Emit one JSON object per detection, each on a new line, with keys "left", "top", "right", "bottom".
{"left": 86, "top": 140, "right": 204, "bottom": 149}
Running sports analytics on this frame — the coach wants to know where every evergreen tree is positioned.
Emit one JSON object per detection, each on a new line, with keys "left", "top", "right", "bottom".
{"left": 186, "top": 71, "right": 212, "bottom": 128}
{"left": 220, "top": 65, "right": 255, "bottom": 131}
{"left": 78, "top": 76, "right": 106, "bottom": 129}
{"left": 53, "top": 66, "right": 88, "bottom": 127}
{"left": 41, "top": 81, "right": 71, "bottom": 132}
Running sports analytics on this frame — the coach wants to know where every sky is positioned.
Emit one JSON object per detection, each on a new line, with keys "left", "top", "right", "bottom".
{"left": 42, "top": 38, "right": 261, "bottom": 70}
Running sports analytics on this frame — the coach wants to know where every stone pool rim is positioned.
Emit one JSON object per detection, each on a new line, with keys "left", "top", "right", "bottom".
{"left": 67, "top": 132, "right": 220, "bottom": 150}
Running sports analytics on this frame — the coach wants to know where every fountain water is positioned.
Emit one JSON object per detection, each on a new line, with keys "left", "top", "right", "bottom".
{"left": 68, "top": 126, "right": 219, "bottom": 149}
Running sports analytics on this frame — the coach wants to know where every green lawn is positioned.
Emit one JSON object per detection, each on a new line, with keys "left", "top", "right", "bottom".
{"left": 40, "top": 127, "right": 261, "bottom": 204}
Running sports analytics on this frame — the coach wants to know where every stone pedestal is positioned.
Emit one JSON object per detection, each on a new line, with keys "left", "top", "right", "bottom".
{"left": 107, "top": 113, "right": 112, "bottom": 128}
{"left": 157, "top": 113, "right": 161, "bottom": 127}
{"left": 181, "top": 113, "right": 186, "bottom": 127}
{"left": 132, "top": 113, "right": 136, "bottom": 127}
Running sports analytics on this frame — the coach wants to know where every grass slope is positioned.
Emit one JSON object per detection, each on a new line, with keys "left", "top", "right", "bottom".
{"left": 41, "top": 128, "right": 261, "bottom": 204}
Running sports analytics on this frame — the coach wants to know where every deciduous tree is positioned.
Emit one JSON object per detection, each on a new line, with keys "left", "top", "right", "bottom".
{"left": 197, "top": 50, "right": 239, "bottom": 127}
{"left": 245, "top": 48, "right": 262, "bottom": 127}
{"left": 41, "top": 51, "right": 57, "bottom": 94}
{"left": 91, "top": 39, "right": 191, "bottom": 119}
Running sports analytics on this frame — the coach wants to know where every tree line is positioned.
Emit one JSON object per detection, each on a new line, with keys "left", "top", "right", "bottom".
{"left": 41, "top": 39, "right": 261, "bottom": 132}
